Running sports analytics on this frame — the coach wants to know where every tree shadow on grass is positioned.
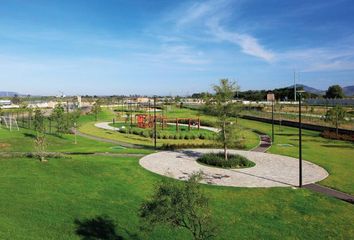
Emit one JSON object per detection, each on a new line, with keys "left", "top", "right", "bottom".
{"left": 23, "top": 133, "right": 36, "bottom": 138}
{"left": 321, "top": 144, "right": 354, "bottom": 149}
{"left": 74, "top": 215, "right": 124, "bottom": 240}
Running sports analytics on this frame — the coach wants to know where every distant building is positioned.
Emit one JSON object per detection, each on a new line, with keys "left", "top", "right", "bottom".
{"left": 135, "top": 97, "right": 150, "bottom": 103}
{"left": 0, "top": 100, "right": 12, "bottom": 106}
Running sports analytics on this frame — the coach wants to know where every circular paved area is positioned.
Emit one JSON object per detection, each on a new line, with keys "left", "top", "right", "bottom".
{"left": 139, "top": 149, "right": 328, "bottom": 188}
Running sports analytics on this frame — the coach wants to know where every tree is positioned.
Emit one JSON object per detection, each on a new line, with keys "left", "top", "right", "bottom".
{"left": 34, "top": 132, "right": 47, "bottom": 162}
{"left": 325, "top": 105, "right": 347, "bottom": 136}
{"left": 325, "top": 85, "right": 344, "bottom": 99}
{"left": 33, "top": 108, "right": 45, "bottom": 133}
{"left": 51, "top": 103, "right": 65, "bottom": 134}
{"left": 11, "top": 94, "right": 21, "bottom": 105}
{"left": 205, "top": 79, "right": 240, "bottom": 160}
{"left": 92, "top": 100, "right": 102, "bottom": 121}
{"left": 139, "top": 172, "right": 217, "bottom": 240}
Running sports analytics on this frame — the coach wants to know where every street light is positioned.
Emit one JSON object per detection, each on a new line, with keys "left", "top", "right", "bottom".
{"left": 297, "top": 90, "right": 305, "bottom": 188}
{"left": 153, "top": 96, "right": 157, "bottom": 149}
{"left": 267, "top": 93, "right": 275, "bottom": 143}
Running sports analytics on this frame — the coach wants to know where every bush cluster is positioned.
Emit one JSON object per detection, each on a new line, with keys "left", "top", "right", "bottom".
{"left": 161, "top": 143, "right": 218, "bottom": 150}
{"left": 197, "top": 152, "right": 255, "bottom": 169}
{"left": 320, "top": 130, "right": 354, "bottom": 142}
{"left": 118, "top": 127, "right": 216, "bottom": 140}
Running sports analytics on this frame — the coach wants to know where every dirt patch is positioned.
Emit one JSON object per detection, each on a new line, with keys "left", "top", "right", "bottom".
{"left": 0, "top": 143, "right": 11, "bottom": 149}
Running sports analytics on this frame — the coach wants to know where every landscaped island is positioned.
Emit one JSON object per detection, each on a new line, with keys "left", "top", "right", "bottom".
{"left": 197, "top": 152, "right": 255, "bottom": 168}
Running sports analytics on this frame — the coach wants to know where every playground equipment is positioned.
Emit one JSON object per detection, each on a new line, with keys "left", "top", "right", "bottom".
{"left": 136, "top": 114, "right": 167, "bottom": 129}
{"left": 136, "top": 114, "right": 200, "bottom": 131}
{"left": 0, "top": 115, "right": 19, "bottom": 131}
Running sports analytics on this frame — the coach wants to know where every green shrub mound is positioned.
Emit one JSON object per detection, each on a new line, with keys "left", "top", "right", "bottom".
{"left": 197, "top": 152, "right": 255, "bottom": 169}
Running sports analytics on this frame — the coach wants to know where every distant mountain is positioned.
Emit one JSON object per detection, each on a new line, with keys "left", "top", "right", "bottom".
{"left": 343, "top": 86, "right": 354, "bottom": 96}
{"left": 0, "top": 91, "right": 19, "bottom": 97}
{"left": 287, "top": 84, "right": 325, "bottom": 95}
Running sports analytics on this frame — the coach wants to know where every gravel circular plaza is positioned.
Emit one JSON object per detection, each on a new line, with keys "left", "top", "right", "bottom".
{"left": 139, "top": 149, "right": 329, "bottom": 188}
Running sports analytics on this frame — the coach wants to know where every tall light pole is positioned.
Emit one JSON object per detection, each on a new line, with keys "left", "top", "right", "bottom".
{"left": 272, "top": 99, "right": 275, "bottom": 142}
{"left": 267, "top": 93, "right": 275, "bottom": 143}
{"left": 74, "top": 122, "right": 77, "bottom": 144}
{"left": 297, "top": 90, "right": 305, "bottom": 188}
{"left": 153, "top": 96, "right": 157, "bottom": 149}
{"left": 294, "top": 71, "right": 297, "bottom": 102}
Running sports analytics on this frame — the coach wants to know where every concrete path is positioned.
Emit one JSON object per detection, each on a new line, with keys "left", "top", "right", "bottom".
{"left": 304, "top": 184, "right": 354, "bottom": 204}
{"left": 139, "top": 149, "right": 328, "bottom": 188}
{"left": 94, "top": 122, "right": 119, "bottom": 131}
{"left": 76, "top": 129, "right": 142, "bottom": 148}
{"left": 167, "top": 123, "right": 219, "bottom": 133}
{"left": 251, "top": 135, "right": 272, "bottom": 152}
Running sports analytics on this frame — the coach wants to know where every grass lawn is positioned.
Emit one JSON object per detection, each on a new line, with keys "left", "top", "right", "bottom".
{"left": 78, "top": 107, "right": 354, "bottom": 194}
{"left": 0, "top": 155, "right": 353, "bottom": 239}
{"left": 0, "top": 127, "right": 153, "bottom": 155}
{"left": 79, "top": 108, "right": 259, "bottom": 150}
{"left": 237, "top": 118, "right": 354, "bottom": 194}
{"left": 0, "top": 106, "right": 353, "bottom": 239}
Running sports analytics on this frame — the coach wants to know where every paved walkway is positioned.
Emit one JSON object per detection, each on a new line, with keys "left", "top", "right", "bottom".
{"left": 76, "top": 129, "right": 142, "bottom": 148}
{"left": 251, "top": 134, "right": 272, "bottom": 152}
{"left": 167, "top": 123, "right": 219, "bottom": 133}
{"left": 91, "top": 121, "right": 353, "bottom": 202}
{"left": 304, "top": 184, "right": 354, "bottom": 204}
{"left": 94, "top": 122, "right": 119, "bottom": 131}
{"left": 139, "top": 149, "right": 328, "bottom": 188}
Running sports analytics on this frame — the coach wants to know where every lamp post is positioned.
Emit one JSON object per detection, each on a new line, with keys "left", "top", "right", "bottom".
{"left": 272, "top": 99, "right": 275, "bottom": 142}
{"left": 297, "top": 90, "right": 305, "bottom": 188}
{"left": 74, "top": 122, "right": 77, "bottom": 144}
{"left": 153, "top": 96, "right": 157, "bottom": 149}
{"left": 267, "top": 93, "right": 275, "bottom": 143}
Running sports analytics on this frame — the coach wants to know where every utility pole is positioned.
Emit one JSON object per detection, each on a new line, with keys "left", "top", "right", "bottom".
{"left": 74, "top": 122, "right": 77, "bottom": 144}
{"left": 294, "top": 71, "right": 297, "bottom": 102}
{"left": 297, "top": 90, "right": 305, "bottom": 188}
{"left": 272, "top": 99, "right": 275, "bottom": 142}
{"left": 154, "top": 96, "right": 157, "bottom": 149}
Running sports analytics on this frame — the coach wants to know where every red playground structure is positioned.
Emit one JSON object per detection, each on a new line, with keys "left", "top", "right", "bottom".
{"left": 136, "top": 114, "right": 200, "bottom": 131}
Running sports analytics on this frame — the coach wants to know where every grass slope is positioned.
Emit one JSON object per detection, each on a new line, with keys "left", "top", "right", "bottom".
{"left": 237, "top": 118, "right": 354, "bottom": 194}
{"left": 0, "top": 156, "right": 353, "bottom": 239}
{"left": 79, "top": 108, "right": 259, "bottom": 150}
{"left": 0, "top": 127, "right": 152, "bottom": 154}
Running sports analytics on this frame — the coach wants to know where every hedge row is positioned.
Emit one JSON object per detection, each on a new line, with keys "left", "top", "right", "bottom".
{"left": 320, "top": 130, "right": 354, "bottom": 142}
{"left": 118, "top": 127, "right": 216, "bottom": 140}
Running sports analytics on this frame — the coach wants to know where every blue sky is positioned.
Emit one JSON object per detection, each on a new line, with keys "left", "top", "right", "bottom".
{"left": 0, "top": 0, "right": 354, "bottom": 96}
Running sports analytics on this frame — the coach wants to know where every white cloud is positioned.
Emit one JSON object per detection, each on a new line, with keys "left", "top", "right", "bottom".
{"left": 135, "top": 44, "right": 210, "bottom": 66}
{"left": 280, "top": 47, "right": 354, "bottom": 72}
{"left": 206, "top": 18, "right": 275, "bottom": 62}
{"left": 166, "top": 0, "right": 275, "bottom": 62}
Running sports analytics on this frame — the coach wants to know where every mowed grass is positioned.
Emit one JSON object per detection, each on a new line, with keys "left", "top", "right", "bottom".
{"left": 0, "top": 127, "right": 152, "bottom": 154}
{"left": 79, "top": 108, "right": 259, "bottom": 150}
{"left": 79, "top": 107, "right": 354, "bottom": 193}
{"left": 237, "top": 118, "right": 354, "bottom": 194}
{"left": 0, "top": 156, "right": 353, "bottom": 239}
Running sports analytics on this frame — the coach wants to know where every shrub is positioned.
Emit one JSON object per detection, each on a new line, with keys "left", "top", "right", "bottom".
{"left": 142, "top": 131, "right": 150, "bottom": 138}
{"left": 199, "top": 133, "right": 206, "bottom": 139}
{"left": 119, "top": 128, "right": 127, "bottom": 134}
{"left": 320, "top": 130, "right": 354, "bottom": 142}
{"left": 161, "top": 143, "right": 218, "bottom": 150}
{"left": 197, "top": 153, "right": 255, "bottom": 169}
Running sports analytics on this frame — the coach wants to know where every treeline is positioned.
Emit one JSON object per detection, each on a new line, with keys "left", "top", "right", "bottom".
{"left": 237, "top": 86, "right": 318, "bottom": 101}
{"left": 192, "top": 85, "right": 347, "bottom": 101}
